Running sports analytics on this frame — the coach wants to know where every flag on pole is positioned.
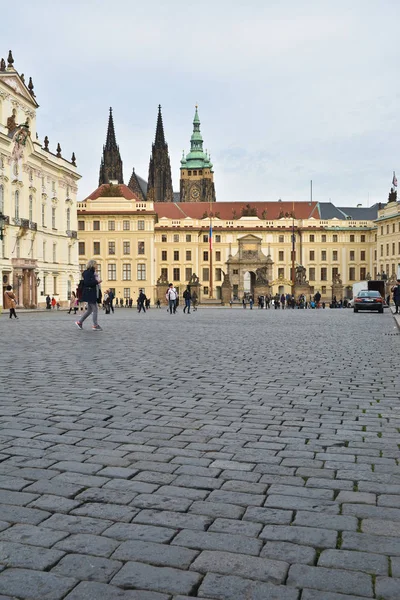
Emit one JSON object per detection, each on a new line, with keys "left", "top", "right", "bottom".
{"left": 393, "top": 171, "right": 397, "bottom": 187}
{"left": 209, "top": 222, "right": 213, "bottom": 251}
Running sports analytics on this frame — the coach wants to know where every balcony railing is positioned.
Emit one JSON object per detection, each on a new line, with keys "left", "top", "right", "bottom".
{"left": 66, "top": 230, "right": 77, "bottom": 239}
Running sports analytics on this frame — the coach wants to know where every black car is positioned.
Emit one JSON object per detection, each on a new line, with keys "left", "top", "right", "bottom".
{"left": 353, "top": 290, "right": 384, "bottom": 313}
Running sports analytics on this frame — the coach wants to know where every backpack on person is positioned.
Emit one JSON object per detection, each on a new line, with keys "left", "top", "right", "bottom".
{"left": 76, "top": 280, "right": 84, "bottom": 301}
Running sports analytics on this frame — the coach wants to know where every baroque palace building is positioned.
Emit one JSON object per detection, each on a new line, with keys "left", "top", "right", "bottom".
{"left": 0, "top": 51, "right": 80, "bottom": 308}
{"left": 77, "top": 105, "right": 400, "bottom": 304}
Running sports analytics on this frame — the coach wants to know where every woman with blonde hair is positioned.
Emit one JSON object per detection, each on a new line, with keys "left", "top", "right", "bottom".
{"left": 75, "top": 259, "right": 102, "bottom": 330}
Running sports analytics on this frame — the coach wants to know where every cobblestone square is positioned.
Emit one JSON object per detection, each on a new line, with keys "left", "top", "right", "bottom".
{"left": 0, "top": 307, "right": 399, "bottom": 599}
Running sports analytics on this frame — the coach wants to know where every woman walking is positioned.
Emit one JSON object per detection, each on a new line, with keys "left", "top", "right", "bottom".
{"left": 4, "top": 285, "right": 18, "bottom": 319}
{"left": 68, "top": 291, "right": 77, "bottom": 314}
{"left": 75, "top": 259, "right": 102, "bottom": 331}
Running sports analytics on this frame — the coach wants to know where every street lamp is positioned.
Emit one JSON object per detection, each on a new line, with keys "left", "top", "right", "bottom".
{"left": 36, "top": 277, "right": 41, "bottom": 287}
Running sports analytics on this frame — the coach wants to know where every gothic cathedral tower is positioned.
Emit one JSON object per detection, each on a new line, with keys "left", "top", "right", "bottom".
{"left": 180, "top": 106, "right": 216, "bottom": 203}
{"left": 99, "top": 108, "right": 124, "bottom": 185}
{"left": 146, "top": 106, "right": 174, "bottom": 202}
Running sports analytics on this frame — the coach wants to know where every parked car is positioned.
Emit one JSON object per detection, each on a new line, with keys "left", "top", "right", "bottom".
{"left": 353, "top": 290, "right": 384, "bottom": 313}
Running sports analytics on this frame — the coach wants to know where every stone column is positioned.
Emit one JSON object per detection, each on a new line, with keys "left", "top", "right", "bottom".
{"left": 294, "top": 283, "right": 312, "bottom": 300}
{"left": 331, "top": 282, "right": 344, "bottom": 302}
{"left": 221, "top": 274, "right": 232, "bottom": 305}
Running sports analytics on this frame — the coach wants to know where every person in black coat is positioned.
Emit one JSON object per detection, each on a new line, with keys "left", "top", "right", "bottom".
{"left": 75, "top": 260, "right": 102, "bottom": 330}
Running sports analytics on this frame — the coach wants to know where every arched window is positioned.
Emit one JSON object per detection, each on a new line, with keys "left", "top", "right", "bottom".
{"left": 29, "top": 195, "right": 33, "bottom": 221}
{"left": 15, "top": 190, "right": 19, "bottom": 219}
{"left": 66, "top": 207, "right": 70, "bottom": 230}
{"left": 0, "top": 184, "right": 4, "bottom": 213}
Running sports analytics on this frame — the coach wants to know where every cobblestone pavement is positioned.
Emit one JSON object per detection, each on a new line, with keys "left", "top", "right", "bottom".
{"left": 0, "top": 307, "right": 399, "bottom": 600}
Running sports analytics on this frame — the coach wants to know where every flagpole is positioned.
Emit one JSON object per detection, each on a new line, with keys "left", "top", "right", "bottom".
{"left": 291, "top": 200, "right": 295, "bottom": 295}
{"left": 209, "top": 199, "right": 213, "bottom": 299}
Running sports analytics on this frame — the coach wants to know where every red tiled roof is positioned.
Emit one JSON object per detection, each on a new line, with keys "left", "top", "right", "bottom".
{"left": 154, "top": 202, "right": 319, "bottom": 220}
{"left": 84, "top": 184, "right": 141, "bottom": 201}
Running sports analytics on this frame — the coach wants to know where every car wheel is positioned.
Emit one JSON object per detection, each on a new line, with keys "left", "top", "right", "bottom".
{"left": 354, "top": 308, "right": 358, "bottom": 313}
{"left": 379, "top": 307, "right": 384, "bottom": 313}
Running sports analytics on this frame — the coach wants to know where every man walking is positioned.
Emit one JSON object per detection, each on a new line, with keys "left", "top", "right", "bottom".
{"left": 166, "top": 283, "right": 177, "bottom": 314}
{"left": 108, "top": 289, "right": 115, "bottom": 313}
{"left": 138, "top": 289, "right": 147, "bottom": 313}
{"left": 183, "top": 286, "right": 192, "bottom": 314}
{"left": 75, "top": 259, "right": 102, "bottom": 331}
{"left": 392, "top": 279, "right": 400, "bottom": 314}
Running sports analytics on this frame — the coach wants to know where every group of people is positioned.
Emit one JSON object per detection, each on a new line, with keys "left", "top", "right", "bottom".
{"left": 241, "top": 292, "right": 325, "bottom": 310}
{"left": 166, "top": 284, "right": 198, "bottom": 314}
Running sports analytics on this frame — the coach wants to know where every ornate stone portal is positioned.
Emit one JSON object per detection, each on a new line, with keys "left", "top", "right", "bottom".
{"left": 226, "top": 235, "right": 273, "bottom": 300}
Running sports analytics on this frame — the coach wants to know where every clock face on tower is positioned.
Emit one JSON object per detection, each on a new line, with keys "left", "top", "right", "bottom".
{"left": 190, "top": 185, "right": 200, "bottom": 201}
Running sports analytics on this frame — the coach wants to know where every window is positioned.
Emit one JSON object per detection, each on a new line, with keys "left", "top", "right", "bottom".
{"left": 309, "top": 267, "right": 315, "bottom": 281}
{"left": 361, "top": 234, "right": 365, "bottom": 242}
{"left": 386, "top": 243, "right": 389, "bottom": 256}
{"left": 279, "top": 251, "right": 284, "bottom": 261}
{"left": 321, "top": 267, "right": 327, "bottom": 281}
{"left": 123, "top": 220, "right": 130, "bottom": 230}
{"left": 53, "top": 243, "right": 57, "bottom": 263}
{"left": 173, "top": 267, "right": 180, "bottom": 281}
{"left": 393, "top": 224, "right": 396, "bottom": 234}
{"left": 202, "top": 267, "right": 209, "bottom": 281}
{"left": 186, "top": 234, "right": 191, "bottom": 242}
{"left": 233, "top": 269, "right": 239, "bottom": 275}
{"left": 215, "top": 251, "right": 221, "bottom": 261}
{"left": 124, "top": 288, "right": 130, "bottom": 298}
{"left": 380, "top": 244, "right": 383, "bottom": 257}
{"left": 161, "top": 250, "right": 167, "bottom": 261}
{"left": 203, "top": 234, "right": 208, "bottom": 243}
{"left": 381, "top": 226, "right": 384, "bottom": 235}
{"left": 309, "top": 234, "right": 315, "bottom": 242}
{"left": 360, "top": 267, "right": 366, "bottom": 280}
{"left": 123, "top": 241, "right": 130, "bottom": 255}
{"left": 279, "top": 235, "right": 284, "bottom": 243}
{"left": 321, "top": 234, "right": 326, "bottom": 242}
{"left": 332, "top": 267, "right": 338, "bottom": 280}
{"left": 203, "top": 286, "right": 209, "bottom": 295}
{"left": 96, "top": 264, "right": 102, "bottom": 280}
{"left": 108, "top": 264, "right": 116, "bottom": 280}
{"left": 186, "top": 250, "right": 191, "bottom": 261}
{"left": 333, "top": 234, "right": 338, "bottom": 242}
{"left": 0, "top": 185, "right": 3, "bottom": 213}
{"left": 93, "top": 242, "right": 100, "bottom": 255}
{"left": 173, "top": 250, "right": 179, "bottom": 261}
{"left": 203, "top": 251, "right": 209, "bottom": 261}
{"left": 349, "top": 250, "right": 355, "bottom": 261}
{"left": 93, "top": 220, "right": 100, "bottom": 231}
{"left": 53, "top": 276, "right": 57, "bottom": 294}
{"left": 78, "top": 221, "right": 85, "bottom": 231}
{"left": 350, "top": 234, "right": 355, "bottom": 242}
{"left": 173, "top": 234, "right": 179, "bottom": 242}
{"left": 215, "top": 234, "right": 221, "bottom": 243}
{"left": 138, "top": 241, "right": 145, "bottom": 255}
{"left": 108, "top": 221, "right": 115, "bottom": 231}
{"left": 42, "top": 204, "right": 45, "bottom": 226}
{"left": 161, "top": 267, "right": 168, "bottom": 281}
{"left": 374, "top": 249, "right": 377, "bottom": 260}
{"left": 361, "top": 250, "right": 366, "bottom": 261}
{"left": 162, "top": 234, "right": 167, "bottom": 242}
{"left": 393, "top": 243, "right": 396, "bottom": 256}
{"left": 215, "top": 268, "right": 222, "bottom": 281}
{"left": 68, "top": 246, "right": 71, "bottom": 264}
{"left": 387, "top": 225, "right": 390, "bottom": 234}
{"left": 278, "top": 267, "right": 284, "bottom": 278}
{"left": 309, "top": 250, "right": 315, "bottom": 261}
{"left": 349, "top": 267, "right": 355, "bottom": 280}
{"left": 321, "top": 286, "right": 326, "bottom": 294}
{"left": 138, "top": 220, "right": 145, "bottom": 230}
{"left": 66, "top": 207, "right": 70, "bottom": 230}
{"left": 122, "top": 264, "right": 131, "bottom": 280}
{"left": 332, "top": 250, "right": 338, "bottom": 261}
{"left": 108, "top": 241, "right": 116, "bottom": 255}
{"left": 78, "top": 241, "right": 85, "bottom": 255}
{"left": 29, "top": 195, "right": 33, "bottom": 222}
{"left": 185, "top": 267, "right": 192, "bottom": 281}
{"left": 15, "top": 191, "right": 19, "bottom": 219}
{"left": 52, "top": 207, "right": 56, "bottom": 228}
{"left": 321, "top": 250, "right": 326, "bottom": 261}
{"left": 137, "top": 264, "right": 146, "bottom": 280}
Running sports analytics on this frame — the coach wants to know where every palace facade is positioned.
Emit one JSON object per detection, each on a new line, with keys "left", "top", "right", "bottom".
{"left": 0, "top": 51, "right": 80, "bottom": 308}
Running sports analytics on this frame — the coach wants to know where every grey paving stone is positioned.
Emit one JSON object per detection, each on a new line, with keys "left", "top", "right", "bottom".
{"left": 208, "top": 518, "right": 263, "bottom": 537}
{"left": 301, "top": 591, "right": 375, "bottom": 600}
{"left": 0, "top": 524, "right": 69, "bottom": 547}
{"left": 374, "top": 577, "right": 400, "bottom": 600}
{"left": 171, "top": 529, "right": 262, "bottom": 555}
{"left": 391, "top": 556, "right": 400, "bottom": 577}
{"left": 342, "top": 532, "right": 400, "bottom": 556}
{"left": 133, "top": 509, "right": 212, "bottom": 531}
{"left": 207, "top": 489, "right": 265, "bottom": 506}
{"left": 27, "top": 494, "right": 81, "bottom": 513}
{"left": 75, "top": 487, "right": 138, "bottom": 505}
{"left": 342, "top": 504, "right": 400, "bottom": 521}
{"left": 260, "top": 541, "right": 316, "bottom": 565}
{"left": 0, "top": 490, "right": 39, "bottom": 506}
{"left": 189, "top": 500, "right": 244, "bottom": 519}
{"left": 97, "top": 466, "right": 139, "bottom": 479}
{"left": 362, "top": 519, "right": 400, "bottom": 536}
{"left": 0, "top": 541, "right": 64, "bottom": 569}
{"left": 172, "top": 474, "right": 223, "bottom": 490}
{"left": 71, "top": 502, "right": 138, "bottom": 522}
{"left": 52, "top": 461, "right": 104, "bottom": 474}
{"left": 190, "top": 550, "right": 288, "bottom": 584}
{"left": 111, "top": 561, "right": 202, "bottom": 595}
{"left": 197, "top": 572, "right": 299, "bottom": 600}
{"left": 264, "top": 494, "right": 339, "bottom": 513}
{"left": 52, "top": 553, "right": 122, "bottom": 583}
{"left": 131, "top": 493, "right": 193, "bottom": 512}
{"left": 42, "top": 514, "right": 113, "bottom": 534}
{"left": 260, "top": 525, "right": 337, "bottom": 548}
{"left": 54, "top": 533, "right": 120, "bottom": 557}
{"left": 112, "top": 540, "right": 198, "bottom": 568}
{"left": 0, "top": 568, "right": 77, "bottom": 599}
{"left": 103, "top": 523, "right": 177, "bottom": 543}
{"left": 318, "top": 549, "right": 388, "bottom": 575}
{"left": 23, "top": 479, "right": 85, "bottom": 498}
{"left": 243, "top": 507, "right": 293, "bottom": 525}
{"left": 0, "top": 505, "right": 50, "bottom": 525}
{"left": 104, "top": 480, "right": 159, "bottom": 494}
{"left": 64, "top": 581, "right": 170, "bottom": 599}
{"left": 287, "top": 564, "right": 373, "bottom": 597}
{"left": 336, "top": 491, "right": 376, "bottom": 504}
{"left": 293, "top": 511, "right": 358, "bottom": 531}
{"left": 153, "top": 485, "right": 209, "bottom": 500}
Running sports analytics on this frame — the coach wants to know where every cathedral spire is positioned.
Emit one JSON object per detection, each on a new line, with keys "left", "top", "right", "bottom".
{"left": 99, "top": 107, "right": 124, "bottom": 186}
{"left": 154, "top": 104, "right": 166, "bottom": 148}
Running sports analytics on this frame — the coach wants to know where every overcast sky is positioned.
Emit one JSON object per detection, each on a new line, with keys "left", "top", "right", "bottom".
{"left": 2, "top": 0, "right": 399, "bottom": 206}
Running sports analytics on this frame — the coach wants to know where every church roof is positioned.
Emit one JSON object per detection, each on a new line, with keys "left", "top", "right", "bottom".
{"left": 319, "top": 202, "right": 381, "bottom": 220}
{"left": 85, "top": 184, "right": 141, "bottom": 201}
{"left": 154, "top": 201, "right": 319, "bottom": 220}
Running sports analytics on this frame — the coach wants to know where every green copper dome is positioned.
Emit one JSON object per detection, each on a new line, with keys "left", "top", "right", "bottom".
{"left": 180, "top": 106, "right": 213, "bottom": 171}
